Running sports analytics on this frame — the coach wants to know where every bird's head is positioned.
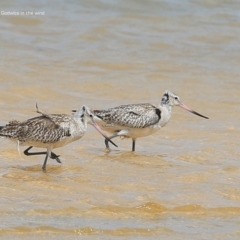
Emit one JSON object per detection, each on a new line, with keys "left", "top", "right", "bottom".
{"left": 161, "top": 90, "right": 181, "bottom": 107}
{"left": 73, "top": 106, "right": 118, "bottom": 147}
{"left": 161, "top": 90, "right": 209, "bottom": 119}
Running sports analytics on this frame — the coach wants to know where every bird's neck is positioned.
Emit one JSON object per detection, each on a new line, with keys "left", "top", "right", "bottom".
{"left": 159, "top": 103, "right": 172, "bottom": 127}
{"left": 160, "top": 102, "right": 172, "bottom": 113}
{"left": 74, "top": 116, "right": 87, "bottom": 131}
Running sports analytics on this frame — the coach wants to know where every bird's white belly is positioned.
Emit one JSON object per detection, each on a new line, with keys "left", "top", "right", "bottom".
{"left": 3, "top": 138, "right": 51, "bottom": 149}
{"left": 97, "top": 120, "right": 160, "bottom": 139}
{"left": 11, "top": 135, "right": 83, "bottom": 149}
{"left": 122, "top": 125, "right": 160, "bottom": 138}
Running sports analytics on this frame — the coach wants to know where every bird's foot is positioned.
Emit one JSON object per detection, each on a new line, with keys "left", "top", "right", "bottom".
{"left": 50, "top": 153, "right": 61, "bottom": 164}
{"left": 105, "top": 147, "right": 111, "bottom": 152}
{"left": 54, "top": 156, "right": 61, "bottom": 164}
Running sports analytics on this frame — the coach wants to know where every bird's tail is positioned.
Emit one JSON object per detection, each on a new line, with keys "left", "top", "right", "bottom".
{"left": 0, "top": 120, "right": 20, "bottom": 138}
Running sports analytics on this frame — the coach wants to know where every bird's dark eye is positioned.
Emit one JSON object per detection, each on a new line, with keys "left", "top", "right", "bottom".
{"left": 175, "top": 97, "right": 178, "bottom": 100}
{"left": 89, "top": 114, "right": 93, "bottom": 118}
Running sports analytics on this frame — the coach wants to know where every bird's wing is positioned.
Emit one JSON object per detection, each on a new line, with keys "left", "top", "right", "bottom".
{"left": 94, "top": 103, "right": 161, "bottom": 128}
{"left": 18, "top": 114, "right": 72, "bottom": 143}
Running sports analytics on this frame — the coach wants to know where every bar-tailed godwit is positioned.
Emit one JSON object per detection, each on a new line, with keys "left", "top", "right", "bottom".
{"left": 85, "top": 90, "right": 209, "bottom": 151}
{"left": 0, "top": 104, "right": 117, "bottom": 170}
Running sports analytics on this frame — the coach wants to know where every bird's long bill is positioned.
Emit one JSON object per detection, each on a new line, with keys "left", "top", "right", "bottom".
{"left": 179, "top": 103, "right": 209, "bottom": 119}
{"left": 91, "top": 120, "right": 118, "bottom": 148}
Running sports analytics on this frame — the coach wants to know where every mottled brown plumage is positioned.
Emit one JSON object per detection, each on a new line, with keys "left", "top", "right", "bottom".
{"left": 0, "top": 114, "right": 73, "bottom": 144}
{"left": 93, "top": 103, "right": 161, "bottom": 129}
{"left": 91, "top": 90, "right": 208, "bottom": 151}
{"left": 0, "top": 105, "right": 116, "bottom": 170}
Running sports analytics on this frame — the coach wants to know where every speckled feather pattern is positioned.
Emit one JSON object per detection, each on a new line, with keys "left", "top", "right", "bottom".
{"left": 93, "top": 103, "right": 161, "bottom": 128}
{"left": 0, "top": 113, "right": 83, "bottom": 144}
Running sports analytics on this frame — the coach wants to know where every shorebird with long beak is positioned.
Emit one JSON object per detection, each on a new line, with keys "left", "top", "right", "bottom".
{"left": 78, "top": 90, "right": 208, "bottom": 152}
{"left": 0, "top": 104, "right": 117, "bottom": 170}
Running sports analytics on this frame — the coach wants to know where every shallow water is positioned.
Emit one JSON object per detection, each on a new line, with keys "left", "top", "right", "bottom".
{"left": 0, "top": 0, "right": 240, "bottom": 239}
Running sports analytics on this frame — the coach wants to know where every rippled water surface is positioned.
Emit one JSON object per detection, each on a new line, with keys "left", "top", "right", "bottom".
{"left": 0, "top": 0, "right": 240, "bottom": 239}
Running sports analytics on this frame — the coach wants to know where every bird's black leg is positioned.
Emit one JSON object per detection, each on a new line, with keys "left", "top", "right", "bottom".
{"left": 23, "top": 146, "right": 61, "bottom": 163}
{"left": 105, "top": 133, "right": 119, "bottom": 151}
{"left": 24, "top": 146, "right": 45, "bottom": 156}
{"left": 132, "top": 139, "right": 136, "bottom": 152}
{"left": 42, "top": 150, "right": 50, "bottom": 171}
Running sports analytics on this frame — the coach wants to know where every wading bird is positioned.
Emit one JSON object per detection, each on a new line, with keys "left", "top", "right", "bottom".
{"left": 0, "top": 104, "right": 117, "bottom": 170}
{"left": 76, "top": 91, "right": 208, "bottom": 151}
